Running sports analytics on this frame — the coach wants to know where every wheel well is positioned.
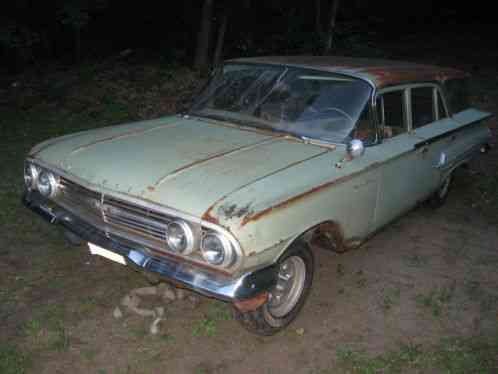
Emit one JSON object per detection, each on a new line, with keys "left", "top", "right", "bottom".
{"left": 298, "top": 221, "right": 346, "bottom": 253}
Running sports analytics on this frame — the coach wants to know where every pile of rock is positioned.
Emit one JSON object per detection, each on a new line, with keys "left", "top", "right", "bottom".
{"left": 113, "top": 283, "right": 200, "bottom": 335}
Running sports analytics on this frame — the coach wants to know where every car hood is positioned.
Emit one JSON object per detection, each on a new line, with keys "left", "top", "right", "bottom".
{"left": 34, "top": 116, "right": 329, "bottom": 218}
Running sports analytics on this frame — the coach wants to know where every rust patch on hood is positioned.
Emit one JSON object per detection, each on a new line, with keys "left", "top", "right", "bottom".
{"left": 201, "top": 204, "right": 220, "bottom": 225}
{"left": 241, "top": 162, "right": 380, "bottom": 227}
{"left": 219, "top": 203, "right": 254, "bottom": 220}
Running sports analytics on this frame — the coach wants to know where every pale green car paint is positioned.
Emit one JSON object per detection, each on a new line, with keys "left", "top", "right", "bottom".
{"left": 30, "top": 100, "right": 492, "bottom": 274}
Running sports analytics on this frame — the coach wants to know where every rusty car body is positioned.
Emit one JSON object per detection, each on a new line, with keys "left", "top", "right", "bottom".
{"left": 23, "top": 56, "right": 492, "bottom": 335}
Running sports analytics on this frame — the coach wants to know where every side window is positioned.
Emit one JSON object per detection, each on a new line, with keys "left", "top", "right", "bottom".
{"left": 437, "top": 91, "right": 448, "bottom": 120}
{"left": 411, "top": 87, "right": 434, "bottom": 128}
{"left": 376, "top": 90, "right": 406, "bottom": 139}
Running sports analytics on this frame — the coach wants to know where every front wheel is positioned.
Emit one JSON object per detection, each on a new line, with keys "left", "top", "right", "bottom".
{"left": 234, "top": 241, "right": 314, "bottom": 335}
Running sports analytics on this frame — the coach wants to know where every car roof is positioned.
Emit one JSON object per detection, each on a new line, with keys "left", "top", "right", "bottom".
{"left": 227, "top": 56, "right": 468, "bottom": 89}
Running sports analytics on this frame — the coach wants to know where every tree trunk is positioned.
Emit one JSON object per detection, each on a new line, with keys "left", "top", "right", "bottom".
{"left": 194, "top": 0, "right": 214, "bottom": 71}
{"left": 324, "top": 0, "right": 340, "bottom": 55}
{"left": 315, "top": 0, "right": 322, "bottom": 36}
{"left": 213, "top": 11, "right": 228, "bottom": 67}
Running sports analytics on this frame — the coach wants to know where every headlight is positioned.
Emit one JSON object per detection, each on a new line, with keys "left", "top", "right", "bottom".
{"left": 166, "top": 220, "right": 195, "bottom": 254}
{"left": 36, "top": 170, "right": 59, "bottom": 198}
{"left": 201, "top": 232, "right": 234, "bottom": 267}
{"left": 24, "top": 163, "right": 39, "bottom": 189}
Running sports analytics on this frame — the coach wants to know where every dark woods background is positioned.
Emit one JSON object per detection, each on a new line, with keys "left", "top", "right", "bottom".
{"left": 1, "top": 0, "right": 496, "bottom": 74}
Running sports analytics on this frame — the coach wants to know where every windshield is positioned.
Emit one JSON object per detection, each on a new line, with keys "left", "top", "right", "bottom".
{"left": 190, "top": 63, "right": 373, "bottom": 144}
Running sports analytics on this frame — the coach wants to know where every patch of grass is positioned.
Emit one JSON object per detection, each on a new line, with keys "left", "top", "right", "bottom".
{"left": 24, "top": 318, "right": 43, "bottom": 338}
{"left": 0, "top": 345, "right": 31, "bottom": 374}
{"left": 50, "top": 322, "right": 70, "bottom": 352}
{"left": 336, "top": 334, "right": 498, "bottom": 374}
{"left": 192, "top": 301, "right": 232, "bottom": 337}
{"left": 77, "top": 296, "right": 99, "bottom": 315}
{"left": 159, "top": 334, "right": 176, "bottom": 344}
{"left": 81, "top": 348, "right": 98, "bottom": 361}
{"left": 46, "top": 277, "right": 65, "bottom": 290}
{"left": 192, "top": 318, "right": 218, "bottom": 337}
{"left": 415, "top": 283, "right": 455, "bottom": 318}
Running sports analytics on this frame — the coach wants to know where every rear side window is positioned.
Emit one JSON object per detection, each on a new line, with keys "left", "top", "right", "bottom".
{"left": 444, "top": 78, "right": 470, "bottom": 114}
{"left": 376, "top": 90, "right": 406, "bottom": 138}
{"left": 411, "top": 87, "right": 434, "bottom": 128}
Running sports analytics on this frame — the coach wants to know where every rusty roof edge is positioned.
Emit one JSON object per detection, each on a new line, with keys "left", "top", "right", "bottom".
{"left": 226, "top": 56, "right": 468, "bottom": 89}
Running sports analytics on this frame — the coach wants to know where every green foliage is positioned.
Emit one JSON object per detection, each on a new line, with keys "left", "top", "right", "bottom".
{"left": 336, "top": 334, "right": 498, "bottom": 374}
{"left": 0, "top": 345, "right": 30, "bottom": 374}
{"left": 192, "top": 301, "right": 232, "bottom": 337}
{"left": 415, "top": 283, "right": 455, "bottom": 318}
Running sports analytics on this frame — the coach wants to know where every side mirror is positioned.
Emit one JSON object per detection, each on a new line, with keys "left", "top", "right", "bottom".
{"left": 346, "top": 139, "right": 365, "bottom": 159}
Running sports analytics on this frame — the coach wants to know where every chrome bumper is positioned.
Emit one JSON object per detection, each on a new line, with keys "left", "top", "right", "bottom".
{"left": 23, "top": 191, "right": 277, "bottom": 302}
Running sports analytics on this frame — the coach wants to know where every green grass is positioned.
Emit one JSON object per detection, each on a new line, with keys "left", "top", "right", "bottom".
{"left": 0, "top": 345, "right": 31, "bottom": 374}
{"left": 335, "top": 334, "right": 498, "bottom": 374}
{"left": 192, "top": 301, "right": 232, "bottom": 337}
{"left": 415, "top": 283, "right": 455, "bottom": 318}
{"left": 379, "top": 287, "right": 401, "bottom": 312}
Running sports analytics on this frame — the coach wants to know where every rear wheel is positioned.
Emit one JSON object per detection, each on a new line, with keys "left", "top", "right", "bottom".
{"left": 234, "top": 241, "right": 314, "bottom": 335}
{"left": 430, "top": 173, "right": 452, "bottom": 208}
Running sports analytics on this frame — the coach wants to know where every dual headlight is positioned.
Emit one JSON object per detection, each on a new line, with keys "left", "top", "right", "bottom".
{"left": 166, "top": 220, "right": 235, "bottom": 267}
{"left": 24, "top": 163, "right": 59, "bottom": 198}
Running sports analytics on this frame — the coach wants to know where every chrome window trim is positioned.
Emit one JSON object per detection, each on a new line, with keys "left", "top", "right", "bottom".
{"left": 376, "top": 82, "right": 449, "bottom": 133}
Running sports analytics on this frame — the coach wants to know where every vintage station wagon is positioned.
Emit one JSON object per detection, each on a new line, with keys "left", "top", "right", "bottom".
{"left": 23, "top": 56, "right": 492, "bottom": 335}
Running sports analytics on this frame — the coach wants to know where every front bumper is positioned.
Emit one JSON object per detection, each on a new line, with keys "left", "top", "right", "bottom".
{"left": 23, "top": 191, "right": 276, "bottom": 303}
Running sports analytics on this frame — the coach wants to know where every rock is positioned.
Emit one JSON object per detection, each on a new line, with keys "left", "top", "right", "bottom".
{"left": 296, "top": 327, "right": 305, "bottom": 336}
{"left": 131, "top": 286, "right": 158, "bottom": 296}
{"left": 149, "top": 317, "right": 163, "bottom": 335}
{"left": 113, "top": 306, "right": 123, "bottom": 319}
{"left": 121, "top": 293, "right": 156, "bottom": 317}
{"left": 155, "top": 307, "right": 165, "bottom": 318}
{"left": 158, "top": 284, "right": 177, "bottom": 302}
{"left": 121, "top": 293, "right": 140, "bottom": 309}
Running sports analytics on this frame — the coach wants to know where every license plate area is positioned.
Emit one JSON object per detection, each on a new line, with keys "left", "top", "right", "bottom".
{"left": 88, "top": 243, "right": 126, "bottom": 265}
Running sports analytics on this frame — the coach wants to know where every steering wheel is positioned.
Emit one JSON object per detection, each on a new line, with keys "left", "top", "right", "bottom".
{"left": 307, "top": 106, "right": 353, "bottom": 123}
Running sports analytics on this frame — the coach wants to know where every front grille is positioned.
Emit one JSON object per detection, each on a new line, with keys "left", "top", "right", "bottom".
{"left": 56, "top": 178, "right": 175, "bottom": 246}
{"left": 58, "top": 177, "right": 101, "bottom": 217}
{"left": 102, "top": 196, "right": 174, "bottom": 243}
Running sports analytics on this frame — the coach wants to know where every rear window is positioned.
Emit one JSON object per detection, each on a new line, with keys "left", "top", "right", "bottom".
{"left": 444, "top": 78, "right": 470, "bottom": 114}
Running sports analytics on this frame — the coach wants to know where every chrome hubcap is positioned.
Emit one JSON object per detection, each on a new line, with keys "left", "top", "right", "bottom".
{"left": 267, "top": 256, "right": 306, "bottom": 318}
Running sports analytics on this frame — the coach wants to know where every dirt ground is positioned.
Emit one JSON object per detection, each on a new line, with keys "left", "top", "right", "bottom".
{"left": 1, "top": 38, "right": 498, "bottom": 374}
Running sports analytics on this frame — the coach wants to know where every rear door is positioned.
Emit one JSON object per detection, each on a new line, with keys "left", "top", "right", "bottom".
{"left": 370, "top": 87, "right": 431, "bottom": 230}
